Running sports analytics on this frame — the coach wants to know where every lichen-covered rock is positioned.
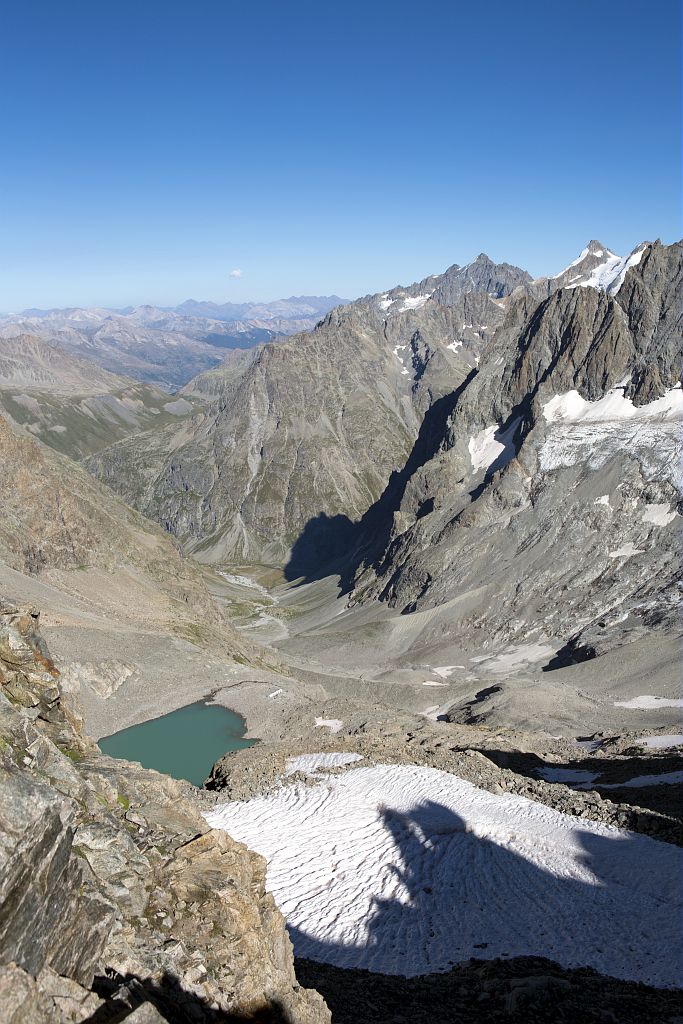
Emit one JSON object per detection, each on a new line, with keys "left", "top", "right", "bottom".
{"left": 0, "top": 767, "right": 115, "bottom": 985}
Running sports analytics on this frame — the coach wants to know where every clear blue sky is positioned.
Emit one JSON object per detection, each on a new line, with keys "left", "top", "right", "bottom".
{"left": 1, "top": 0, "right": 679, "bottom": 310}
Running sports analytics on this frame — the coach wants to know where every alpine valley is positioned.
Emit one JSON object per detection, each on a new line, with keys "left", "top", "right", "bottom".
{"left": 1, "top": 239, "right": 681, "bottom": 1024}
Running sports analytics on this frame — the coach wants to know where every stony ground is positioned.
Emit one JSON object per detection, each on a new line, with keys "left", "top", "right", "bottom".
{"left": 206, "top": 709, "right": 683, "bottom": 846}
{"left": 204, "top": 708, "right": 683, "bottom": 1021}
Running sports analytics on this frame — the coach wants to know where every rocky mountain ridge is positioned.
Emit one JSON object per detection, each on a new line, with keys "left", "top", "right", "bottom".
{"left": 0, "top": 334, "right": 203, "bottom": 459}
{"left": 345, "top": 239, "right": 681, "bottom": 670}
{"left": 85, "top": 253, "right": 533, "bottom": 566}
{"left": 84, "top": 240, "right": 670, "bottom": 576}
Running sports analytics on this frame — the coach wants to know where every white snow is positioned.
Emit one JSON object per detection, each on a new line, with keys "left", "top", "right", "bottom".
{"left": 594, "top": 495, "right": 610, "bottom": 506}
{"left": 400, "top": 293, "right": 432, "bottom": 311}
{"left": 614, "top": 695, "right": 683, "bottom": 710}
{"left": 574, "top": 252, "right": 623, "bottom": 290}
{"left": 542, "top": 385, "right": 683, "bottom": 424}
{"left": 422, "top": 680, "right": 448, "bottom": 687}
{"left": 446, "top": 339, "right": 463, "bottom": 352}
{"left": 268, "top": 688, "right": 285, "bottom": 699}
{"left": 540, "top": 387, "right": 683, "bottom": 488}
{"left": 642, "top": 503, "right": 677, "bottom": 527}
{"left": 608, "top": 543, "right": 644, "bottom": 559}
{"left": 602, "top": 246, "right": 647, "bottom": 294}
{"left": 536, "top": 768, "right": 598, "bottom": 786}
{"left": 557, "top": 245, "right": 646, "bottom": 294}
{"left": 469, "top": 425, "right": 500, "bottom": 472}
{"left": 392, "top": 344, "right": 411, "bottom": 377}
{"left": 285, "top": 752, "right": 363, "bottom": 776}
{"left": 641, "top": 734, "right": 683, "bottom": 749}
{"left": 378, "top": 295, "right": 393, "bottom": 311}
{"left": 468, "top": 417, "right": 520, "bottom": 474}
{"left": 314, "top": 718, "right": 344, "bottom": 733}
{"left": 204, "top": 761, "right": 682, "bottom": 986}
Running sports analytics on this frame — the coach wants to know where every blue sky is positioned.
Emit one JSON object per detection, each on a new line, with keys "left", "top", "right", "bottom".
{"left": 0, "top": 0, "right": 679, "bottom": 310}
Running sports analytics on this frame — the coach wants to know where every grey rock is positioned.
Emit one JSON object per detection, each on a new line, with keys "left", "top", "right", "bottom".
{"left": 0, "top": 766, "right": 115, "bottom": 985}
{"left": 87, "top": 255, "right": 528, "bottom": 566}
{"left": 348, "top": 240, "right": 682, "bottom": 668}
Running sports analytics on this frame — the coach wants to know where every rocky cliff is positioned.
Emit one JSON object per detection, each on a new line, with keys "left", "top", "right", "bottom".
{"left": 348, "top": 240, "right": 682, "bottom": 665}
{"left": 0, "top": 600, "right": 329, "bottom": 1023}
{"left": 86, "top": 255, "right": 529, "bottom": 567}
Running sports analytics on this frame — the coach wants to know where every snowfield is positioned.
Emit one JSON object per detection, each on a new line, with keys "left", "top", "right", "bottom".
{"left": 614, "top": 695, "right": 683, "bottom": 710}
{"left": 468, "top": 417, "right": 521, "bottom": 474}
{"left": 539, "top": 387, "right": 683, "bottom": 488}
{"left": 641, "top": 734, "right": 683, "bottom": 750}
{"left": 204, "top": 761, "right": 682, "bottom": 987}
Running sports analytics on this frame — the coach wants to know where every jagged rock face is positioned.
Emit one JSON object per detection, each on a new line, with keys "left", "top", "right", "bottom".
{"left": 87, "top": 257, "right": 528, "bottom": 566}
{"left": 0, "top": 601, "right": 330, "bottom": 1023}
{"left": 350, "top": 241, "right": 682, "bottom": 662}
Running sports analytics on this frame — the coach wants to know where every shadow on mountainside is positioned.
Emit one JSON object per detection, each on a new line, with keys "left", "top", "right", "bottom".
{"left": 284, "top": 371, "right": 477, "bottom": 590}
{"left": 86, "top": 969, "right": 291, "bottom": 1023}
{"left": 478, "top": 746, "right": 683, "bottom": 831}
{"left": 295, "top": 955, "right": 683, "bottom": 1024}
{"left": 286, "top": 801, "right": 681, "bottom": 1021}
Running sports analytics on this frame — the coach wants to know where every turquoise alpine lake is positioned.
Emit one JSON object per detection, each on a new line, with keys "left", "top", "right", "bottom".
{"left": 98, "top": 701, "right": 256, "bottom": 787}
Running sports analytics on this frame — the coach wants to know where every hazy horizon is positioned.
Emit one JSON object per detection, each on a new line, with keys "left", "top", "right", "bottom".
{"left": 2, "top": 233, "right": 679, "bottom": 316}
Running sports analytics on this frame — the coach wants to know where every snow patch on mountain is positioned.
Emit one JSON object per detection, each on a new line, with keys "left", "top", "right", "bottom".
{"left": 540, "top": 387, "right": 683, "bottom": 487}
{"left": 468, "top": 418, "right": 520, "bottom": 473}
{"left": 641, "top": 735, "right": 683, "bottom": 749}
{"left": 204, "top": 762, "right": 682, "bottom": 985}
{"left": 542, "top": 385, "right": 683, "bottom": 424}
{"left": 614, "top": 696, "right": 683, "bottom": 710}
{"left": 400, "top": 293, "right": 433, "bottom": 311}
{"left": 642, "top": 503, "right": 677, "bottom": 527}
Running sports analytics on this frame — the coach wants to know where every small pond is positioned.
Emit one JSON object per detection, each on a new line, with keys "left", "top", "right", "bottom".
{"left": 98, "top": 700, "right": 255, "bottom": 787}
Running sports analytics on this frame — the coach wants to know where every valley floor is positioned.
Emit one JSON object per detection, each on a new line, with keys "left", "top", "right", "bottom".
{"left": 4, "top": 553, "right": 680, "bottom": 1021}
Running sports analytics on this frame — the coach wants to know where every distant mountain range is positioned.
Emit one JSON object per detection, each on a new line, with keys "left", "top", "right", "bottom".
{"left": 171, "top": 295, "right": 348, "bottom": 322}
{"left": 0, "top": 295, "right": 348, "bottom": 388}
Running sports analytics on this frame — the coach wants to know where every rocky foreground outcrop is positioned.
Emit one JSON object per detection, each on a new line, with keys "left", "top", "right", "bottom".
{"left": 0, "top": 600, "right": 329, "bottom": 1023}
